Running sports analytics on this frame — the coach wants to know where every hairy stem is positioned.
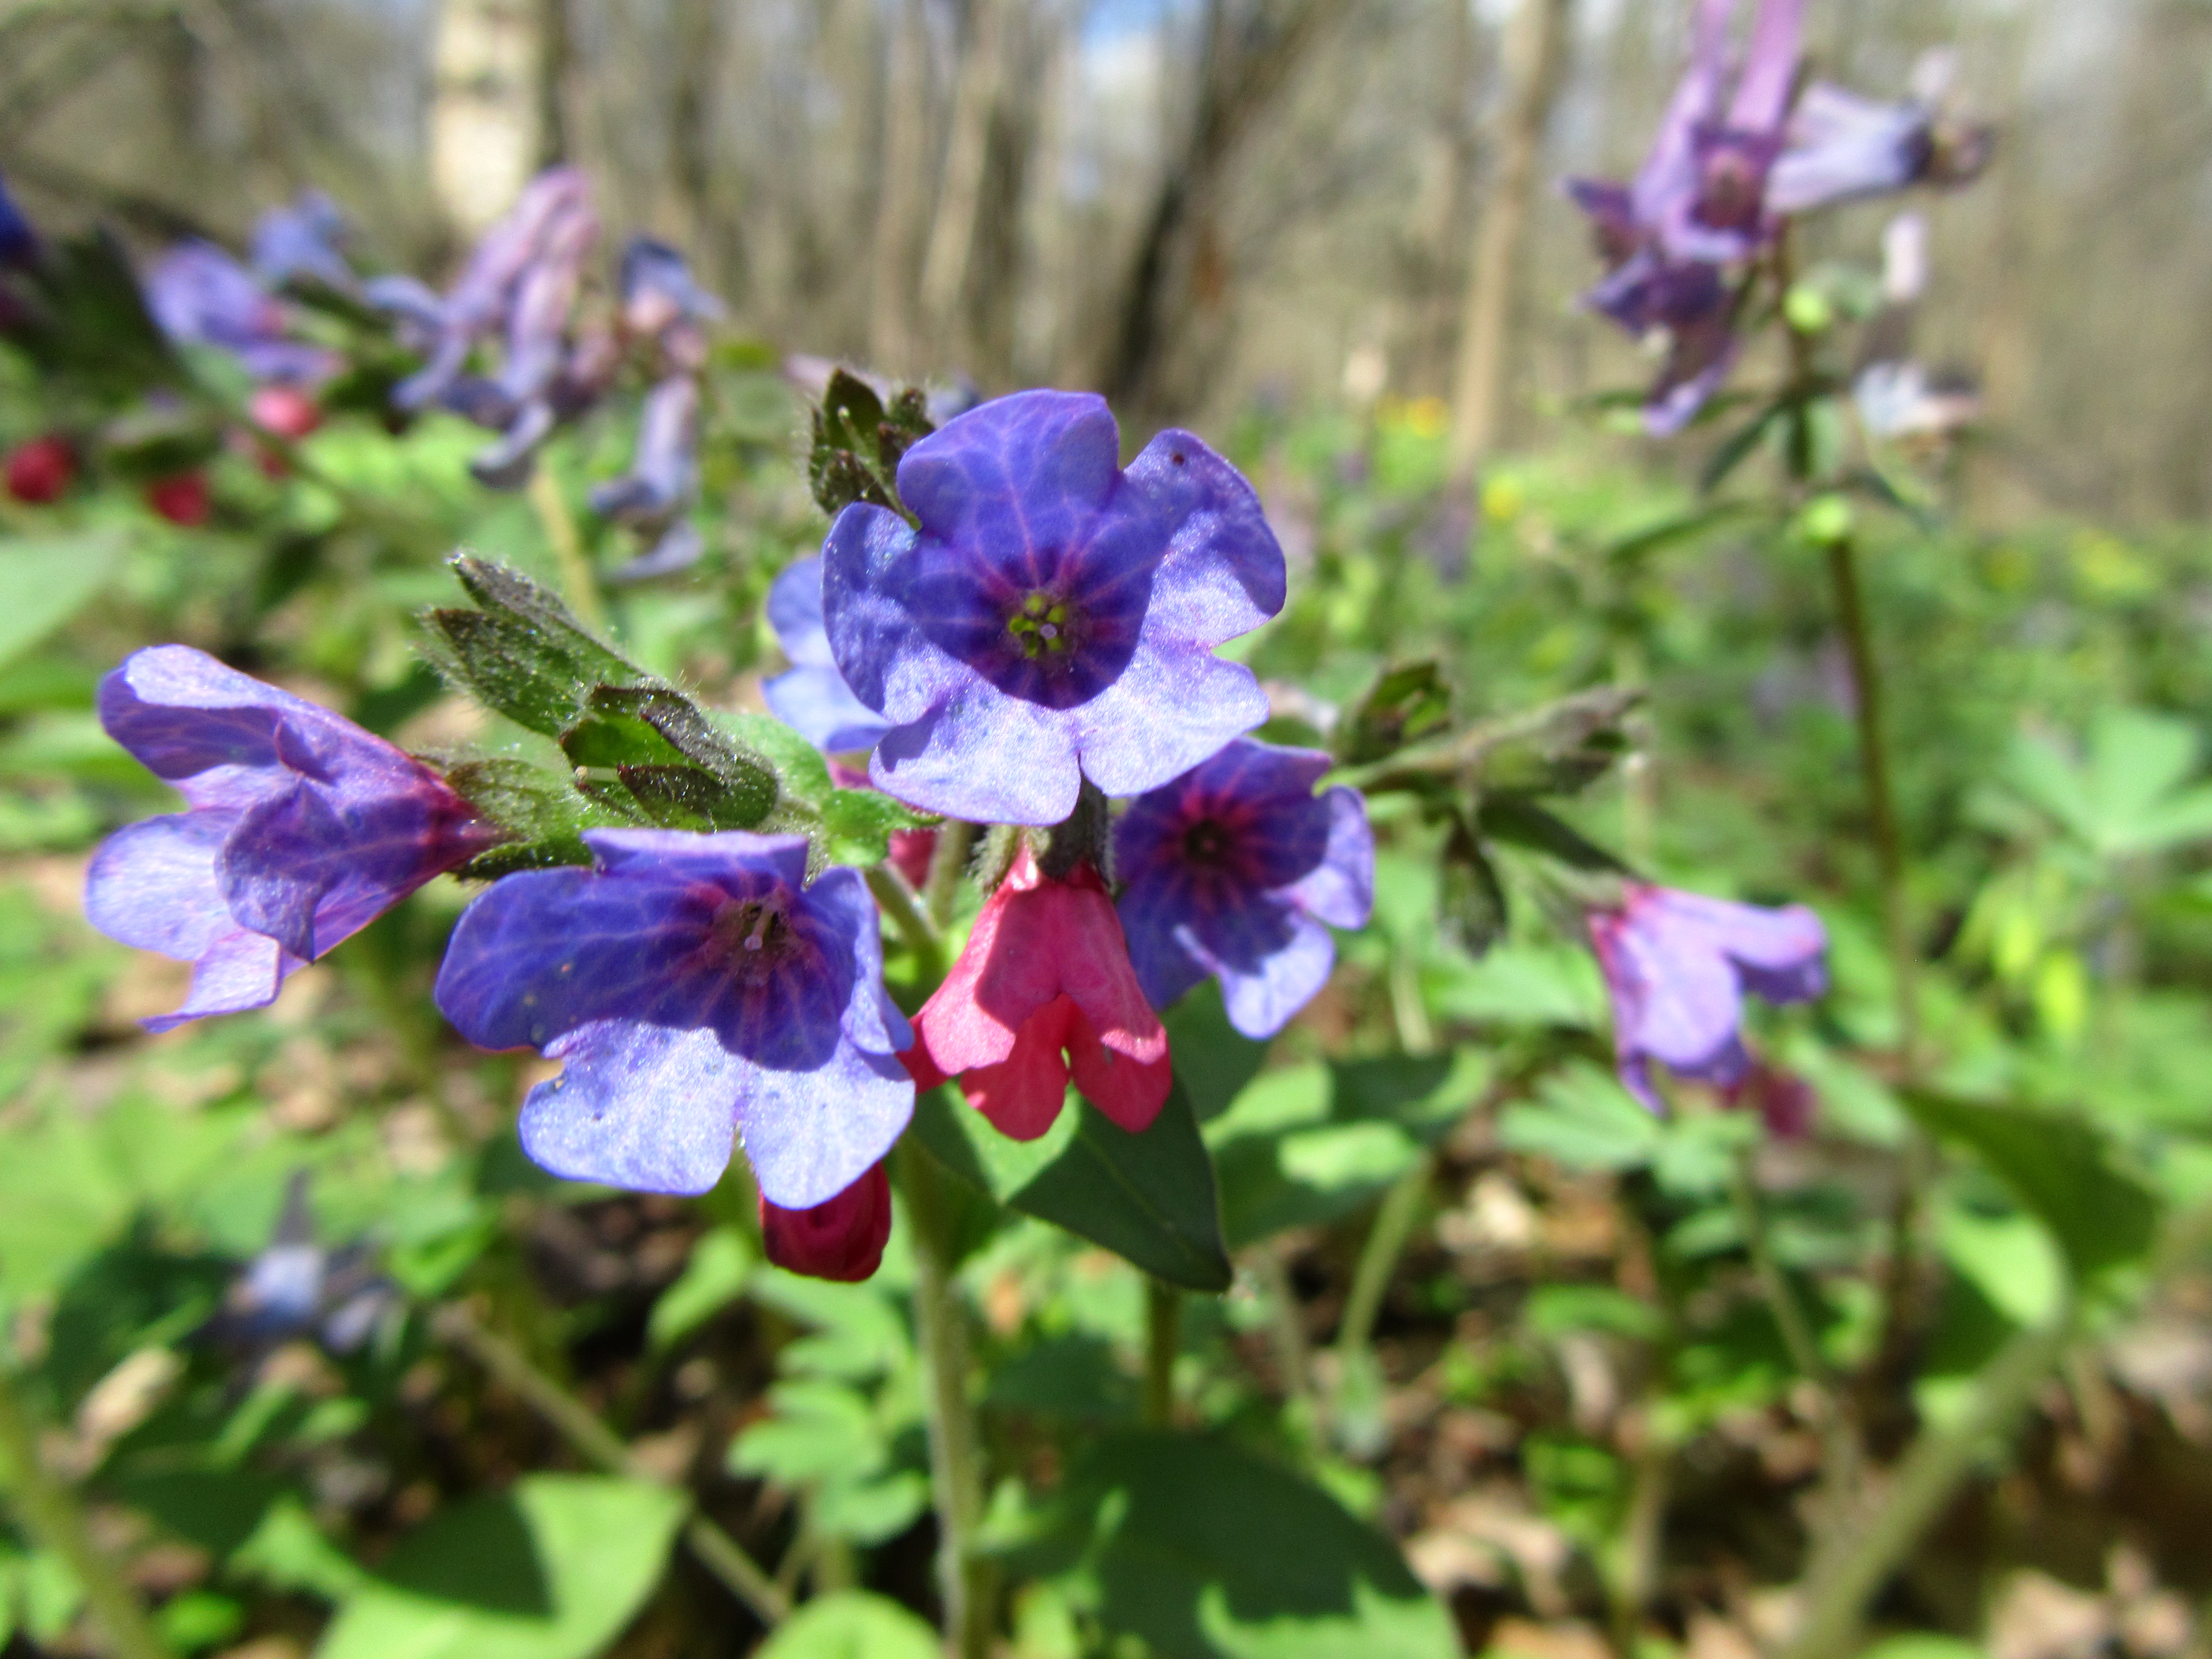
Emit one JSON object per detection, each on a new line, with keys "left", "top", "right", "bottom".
{"left": 526, "top": 464, "right": 609, "bottom": 635}
{"left": 432, "top": 1303, "right": 789, "bottom": 1626}
{"left": 1143, "top": 1279, "right": 1182, "bottom": 1427}
{"left": 865, "top": 864, "right": 944, "bottom": 983}
{"left": 923, "top": 820, "right": 978, "bottom": 933}
{"left": 0, "top": 1364, "right": 175, "bottom": 1659}
{"left": 1782, "top": 1310, "right": 2072, "bottom": 1659}
{"left": 894, "top": 1142, "right": 995, "bottom": 1658}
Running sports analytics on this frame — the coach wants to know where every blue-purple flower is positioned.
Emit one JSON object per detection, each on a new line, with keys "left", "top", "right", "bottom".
{"left": 144, "top": 242, "right": 336, "bottom": 386}
{"left": 821, "top": 390, "right": 1285, "bottom": 824}
{"left": 1586, "top": 882, "right": 1827, "bottom": 1111}
{"left": 83, "top": 647, "right": 497, "bottom": 1032}
{"left": 1114, "top": 738, "right": 1374, "bottom": 1038}
{"left": 0, "top": 167, "right": 33, "bottom": 267}
{"left": 250, "top": 190, "right": 356, "bottom": 294}
{"left": 763, "top": 555, "right": 895, "bottom": 753}
{"left": 1766, "top": 79, "right": 1993, "bottom": 218}
{"left": 433, "top": 830, "right": 914, "bottom": 1205}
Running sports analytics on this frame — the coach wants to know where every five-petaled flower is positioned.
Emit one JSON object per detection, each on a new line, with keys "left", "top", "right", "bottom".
{"left": 760, "top": 1161, "right": 893, "bottom": 1283}
{"left": 84, "top": 646, "right": 496, "bottom": 1032}
{"left": 434, "top": 830, "right": 915, "bottom": 1207}
{"left": 904, "top": 843, "right": 1170, "bottom": 1142}
{"left": 1586, "top": 882, "right": 1827, "bottom": 1111}
{"left": 1115, "top": 738, "right": 1374, "bottom": 1039}
{"left": 821, "top": 389, "right": 1285, "bottom": 824}
{"left": 764, "top": 555, "right": 896, "bottom": 754}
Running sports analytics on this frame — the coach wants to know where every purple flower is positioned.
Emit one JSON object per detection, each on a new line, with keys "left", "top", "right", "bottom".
{"left": 144, "top": 242, "right": 336, "bottom": 386}
{"left": 617, "top": 237, "right": 722, "bottom": 340}
{"left": 1114, "top": 738, "right": 1373, "bottom": 1039}
{"left": 433, "top": 830, "right": 914, "bottom": 1204}
{"left": 83, "top": 647, "right": 496, "bottom": 1032}
{"left": 591, "top": 374, "right": 704, "bottom": 580}
{"left": 250, "top": 190, "right": 355, "bottom": 294}
{"left": 821, "top": 390, "right": 1285, "bottom": 824}
{"left": 1586, "top": 883, "right": 1827, "bottom": 1112}
{"left": 0, "top": 168, "right": 33, "bottom": 267}
{"left": 366, "top": 167, "right": 596, "bottom": 419}
{"left": 763, "top": 556, "right": 895, "bottom": 754}
{"left": 1766, "top": 81, "right": 1993, "bottom": 216}
{"left": 1584, "top": 253, "right": 1741, "bottom": 436}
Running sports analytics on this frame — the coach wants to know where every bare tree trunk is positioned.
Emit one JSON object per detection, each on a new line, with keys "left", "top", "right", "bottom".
{"left": 430, "top": 0, "right": 544, "bottom": 235}
{"left": 918, "top": 0, "right": 1007, "bottom": 360}
{"left": 1448, "top": 0, "right": 1571, "bottom": 475}
{"left": 870, "top": 0, "right": 932, "bottom": 375}
{"left": 1103, "top": 0, "right": 1353, "bottom": 422}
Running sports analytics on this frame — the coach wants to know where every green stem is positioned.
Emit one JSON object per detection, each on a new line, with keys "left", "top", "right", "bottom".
{"left": 431, "top": 1304, "right": 789, "bottom": 1626}
{"left": 923, "top": 820, "right": 977, "bottom": 933}
{"left": 1824, "top": 536, "right": 1917, "bottom": 1066}
{"left": 526, "top": 464, "right": 609, "bottom": 636}
{"left": 1256, "top": 1247, "right": 1313, "bottom": 1420}
{"left": 865, "top": 864, "right": 944, "bottom": 983}
{"left": 0, "top": 1365, "right": 174, "bottom": 1659}
{"left": 1605, "top": 1420, "right": 1669, "bottom": 1659}
{"left": 1731, "top": 1149, "right": 1855, "bottom": 1512}
{"left": 1782, "top": 1308, "right": 2072, "bottom": 1659}
{"left": 1143, "top": 1280, "right": 1182, "bottom": 1428}
{"left": 1335, "top": 1162, "right": 1430, "bottom": 1364}
{"left": 892, "top": 1142, "right": 994, "bottom": 1659}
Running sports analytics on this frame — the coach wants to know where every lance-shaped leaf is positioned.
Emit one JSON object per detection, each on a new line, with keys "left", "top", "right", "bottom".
{"left": 560, "top": 685, "right": 781, "bottom": 831}
{"left": 442, "top": 757, "right": 630, "bottom": 876}
{"left": 423, "top": 558, "right": 646, "bottom": 737}
{"left": 1338, "top": 661, "right": 1453, "bottom": 767}
{"left": 1438, "top": 811, "right": 1509, "bottom": 957}
{"left": 1477, "top": 798, "right": 1633, "bottom": 875}
{"left": 911, "top": 1080, "right": 1231, "bottom": 1293}
{"left": 1473, "top": 685, "right": 1640, "bottom": 799}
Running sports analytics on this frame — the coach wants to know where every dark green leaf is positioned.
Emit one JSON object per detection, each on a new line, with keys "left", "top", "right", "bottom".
{"left": 1477, "top": 798, "right": 1633, "bottom": 875}
{"left": 1438, "top": 814, "right": 1508, "bottom": 956}
{"left": 1473, "top": 686, "right": 1640, "bottom": 799}
{"left": 992, "top": 1432, "right": 1457, "bottom": 1659}
{"left": 1162, "top": 981, "right": 1267, "bottom": 1123}
{"left": 1338, "top": 662, "right": 1453, "bottom": 766}
{"left": 450, "top": 558, "right": 641, "bottom": 687}
{"left": 913, "top": 1082, "right": 1232, "bottom": 1292}
{"left": 1699, "top": 396, "right": 1785, "bottom": 494}
{"left": 1901, "top": 1090, "right": 2160, "bottom": 1279}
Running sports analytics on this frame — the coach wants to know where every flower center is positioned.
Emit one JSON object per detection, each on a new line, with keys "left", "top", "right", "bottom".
{"left": 1181, "top": 818, "right": 1236, "bottom": 867}
{"left": 710, "top": 894, "right": 797, "bottom": 982}
{"left": 1006, "top": 590, "right": 1076, "bottom": 660}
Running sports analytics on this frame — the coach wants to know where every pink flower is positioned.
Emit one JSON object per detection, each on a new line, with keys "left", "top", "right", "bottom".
{"left": 760, "top": 1162, "right": 892, "bottom": 1283}
{"left": 903, "top": 843, "right": 1170, "bottom": 1141}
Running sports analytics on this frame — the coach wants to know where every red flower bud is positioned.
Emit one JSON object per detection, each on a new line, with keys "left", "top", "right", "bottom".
{"left": 5, "top": 435, "right": 74, "bottom": 504}
{"left": 759, "top": 1162, "right": 891, "bottom": 1283}
{"left": 145, "top": 472, "right": 212, "bottom": 527}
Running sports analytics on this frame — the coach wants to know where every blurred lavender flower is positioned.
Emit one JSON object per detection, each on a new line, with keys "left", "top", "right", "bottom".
{"left": 1587, "top": 882, "right": 1827, "bottom": 1111}
{"left": 211, "top": 1174, "right": 397, "bottom": 1354}
{"left": 434, "top": 830, "right": 914, "bottom": 1205}
{"left": 1114, "top": 739, "right": 1374, "bottom": 1038}
{"left": 1767, "top": 53, "right": 1994, "bottom": 216}
{"left": 144, "top": 242, "right": 337, "bottom": 386}
{"left": 592, "top": 238, "right": 723, "bottom": 581}
{"left": 1853, "top": 215, "right": 1981, "bottom": 443}
{"left": 763, "top": 555, "right": 895, "bottom": 753}
{"left": 84, "top": 647, "right": 497, "bottom": 1031}
{"left": 822, "top": 390, "right": 1285, "bottom": 824}
{"left": 250, "top": 190, "right": 355, "bottom": 294}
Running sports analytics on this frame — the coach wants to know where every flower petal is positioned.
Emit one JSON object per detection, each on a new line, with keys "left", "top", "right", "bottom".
{"left": 519, "top": 1020, "right": 748, "bottom": 1195}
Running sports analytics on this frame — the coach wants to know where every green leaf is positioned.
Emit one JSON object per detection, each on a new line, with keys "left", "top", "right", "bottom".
{"left": 563, "top": 686, "right": 781, "bottom": 830}
{"left": 1162, "top": 982, "right": 1268, "bottom": 1123}
{"left": 1699, "top": 396, "right": 1785, "bottom": 494}
{"left": 995, "top": 1432, "right": 1457, "bottom": 1659}
{"left": 808, "top": 371, "right": 932, "bottom": 518}
{"left": 0, "top": 534, "right": 121, "bottom": 669}
{"left": 314, "top": 1476, "right": 686, "bottom": 1659}
{"left": 1207, "top": 1053, "right": 1486, "bottom": 1249}
{"left": 1497, "top": 1062, "right": 1662, "bottom": 1173}
{"left": 1476, "top": 799, "right": 1632, "bottom": 875}
{"left": 914, "top": 1082, "right": 1233, "bottom": 1292}
{"left": 1523, "top": 1285, "right": 1665, "bottom": 1342}
{"left": 423, "top": 558, "right": 646, "bottom": 737}
{"left": 1901, "top": 1089, "right": 2160, "bottom": 1279}
{"left": 1338, "top": 662, "right": 1452, "bottom": 766}
{"left": 1471, "top": 687, "right": 1639, "bottom": 799}
{"left": 1437, "top": 815, "right": 1508, "bottom": 957}
{"left": 754, "top": 1590, "right": 939, "bottom": 1659}
{"left": 443, "top": 759, "right": 613, "bottom": 874}
{"left": 647, "top": 1227, "right": 755, "bottom": 1351}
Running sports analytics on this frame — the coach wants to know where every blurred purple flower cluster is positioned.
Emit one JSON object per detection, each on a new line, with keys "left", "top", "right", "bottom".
{"left": 1568, "top": 0, "right": 1991, "bottom": 432}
